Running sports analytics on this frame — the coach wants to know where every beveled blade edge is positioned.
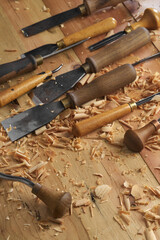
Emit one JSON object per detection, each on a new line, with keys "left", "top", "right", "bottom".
{"left": 1, "top": 101, "right": 65, "bottom": 141}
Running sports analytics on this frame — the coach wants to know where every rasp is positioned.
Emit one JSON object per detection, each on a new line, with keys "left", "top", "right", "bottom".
{"left": 1, "top": 63, "right": 138, "bottom": 141}
{"left": 89, "top": 8, "right": 160, "bottom": 51}
{"left": 0, "top": 17, "right": 117, "bottom": 83}
{"left": 29, "top": 27, "right": 150, "bottom": 104}
{"left": 73, "top": 93, "right": 160, "bottom": 137}
{"left": 124, "top": 117, "right": 160, "bottom": 152}
{"left": 21, "top": 0, "right": 125, "bottom": 37}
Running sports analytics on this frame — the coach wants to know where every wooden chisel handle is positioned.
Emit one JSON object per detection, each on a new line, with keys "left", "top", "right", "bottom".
{"left": 73, "top": 103, "right": 137, "bottom": 137}
{"left": 68, "top": 64, "right": 136, "bottom": 107}
{"left": 131, "top": 8, "right": 160, "bottom": 30}
{"left": 84, "top": 0, "right": 126, "bottom": 15}
{"left": 85, "top": 27, "right": 150, "bottom": 73}
{"left": 124, "top": 120, "right": 160, "bottom": 152}
{"left": 0, "top": 55, "right": 43, "bottom": 84}
{"left": 0, "top": 71, "right": 52, "bottom": 107}
{"left": 62, "top": 17, "right": 117, "bottom": 47}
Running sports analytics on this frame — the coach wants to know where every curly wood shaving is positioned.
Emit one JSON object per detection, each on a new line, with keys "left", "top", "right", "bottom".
{"left": 113, "top": 215, "right": 126, "bottom": 231}
{"left": 144, "top": 228, "right": 157, "bottom": 240}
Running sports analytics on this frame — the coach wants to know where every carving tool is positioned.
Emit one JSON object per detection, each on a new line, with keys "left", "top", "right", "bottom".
{"left": 89, "top": 8, "right": 160, "bottom": 51}
{"left": 0, "top": 17, "right": 117, "bottom": 83}
{"left": 0, "top": 172, "right": 71, "bottom": 218}
{"left": 124, "top": 119, "right": 160, "bottom": 152}
{"left": 1, "top": 63, "right": 137, "bottom": 141}
{"left": 72, "top": 93, "right": 160, "bottom": 137}
{"left": 21, "top": 0, "right": 125, "bottom": 37}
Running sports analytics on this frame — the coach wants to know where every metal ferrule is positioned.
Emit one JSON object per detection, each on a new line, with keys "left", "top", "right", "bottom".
{"left": 61, "top": 97, "right": 71, "bottom": 109}
{"left": 81, "top": 62, "right": 91, "bottom": 73}
{"left": 79, "top": 4, "right": 87, "bottom": 15}
{"left": 32, "top": 183, "right": 42, "bottom": 194}
{"left": 34, "top": 55, "right": 43, "bottom": 66}
{"left": 129, "top": 102, "right": 137, "bottom": 111}
{"left": 150, "top": 120, "right": 160, "bottom": 130}
{"left": 56, "top": 39, "right": 66, "bottom": 49}
{"left": 124, "top": 26, "right": 133, "bottom": 34}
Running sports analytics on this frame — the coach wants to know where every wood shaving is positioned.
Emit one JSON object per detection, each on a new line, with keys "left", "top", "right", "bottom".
{"left": 73, "top": 198, "right": 91, "bottom": 207}
{"left": 94, "top": 184, "right": 111, "bottom": 199}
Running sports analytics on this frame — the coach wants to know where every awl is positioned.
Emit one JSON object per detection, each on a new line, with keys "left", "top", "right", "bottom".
{"left": 124, "top": 118, "right": 160, "bottom": 152}
{"left": 28, "top": 27, "right": 150, "bottom": 104}
{"left": 1, "top": 49, "right": 160, "bottom": 108}
{"left": 21, "top": 0, "right": 125, "bottom": 37}
{"left": 1, "top": 63, "right": 138, "bottom": 141}
{"left": 89, "top": 8, "right": 160, "bottom": 51}
{"left": 73, "top": 93, "right": 160, "bottom": 137}
{"left": 0, "top": 17, "right": 117, "bottom": 83}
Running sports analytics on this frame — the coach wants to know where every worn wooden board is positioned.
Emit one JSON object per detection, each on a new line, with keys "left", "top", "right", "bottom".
{"left": 0, "top": 0, "right": 160, "bottom": 240}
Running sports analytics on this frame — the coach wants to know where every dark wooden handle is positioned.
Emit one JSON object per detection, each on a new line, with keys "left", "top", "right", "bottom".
{"left": 124, "top": 120, "right": 160, "bottom": 152}
{"left": 131, "top": 8, "right": 160, "bottom": 30}
{"left": 0, "top": 55, "right": 41, "bottom": 83}
{"left": 0, "top": 71, "right": 52, "bottom": 107}
{"left": 73, "top": 103, "right": 137, "bottom": 137}
{"left": 86, "top": 27, "right": 150, "bottom": 73}
{"left": 32, "top": 183, "right": 72, "bottom": 218}
{"left": 68, "top": 64, "right": 136, "bottom": 107}
{"left": 84, "top": 0, "right": 126, "bottom": 15}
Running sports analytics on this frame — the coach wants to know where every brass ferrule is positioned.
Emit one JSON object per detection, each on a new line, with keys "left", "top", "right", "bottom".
{"left": 81, "top": 62, "right": 91, "bottom": 73}
{"left": 129, "top": 102, "right": 137, "bottom": 111}
{"left": 56, "top": 39, "right": 66, "bottom": 49}
{"left": 150, "top": 120, "right": 160, "bottom": 130}
{"left": 124, "top": 26, "right": 133, "bottom": 34}
{"left": 79, "top": 4, "right": 87, "bottom": 15}
{"left": 61, "top": 97, "right": 71, "bottom": 109}
{"left": 34, "top": 55, "right": 43, "bottom": 66}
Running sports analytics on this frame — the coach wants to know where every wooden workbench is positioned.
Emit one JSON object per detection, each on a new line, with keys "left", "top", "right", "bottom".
{"left": 0, "top": 0, "right": 160, "bottom": 239}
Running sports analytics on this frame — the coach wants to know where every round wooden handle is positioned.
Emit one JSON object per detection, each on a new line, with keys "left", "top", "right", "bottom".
{"left": 0, "top": 71, "right": 52, "bottom": 108}
{"left": 0, "top": 55, "right": 40, "bottom": 84}
{"left": 63, "top": 17, "right": 117, "bottom": 47}
{"left": 32, "top": 184, "right": 72, "bottom": 218}
{"left": 86, "top": 27, "right": 150, "bottom": 73}
{"left": 131, "top": 8, "right": 160, "bottom": 30}
{"left": 73, "top": 103, "right": 136, "bottom": 137}
{"left": 83, "top": 0, "right": 126, "bottom": 15}
{"left": 68, "top": 64, "right": 136, "bottom": 107}
{"left": 124, "top": 120, "right": 160, "bottom": 152}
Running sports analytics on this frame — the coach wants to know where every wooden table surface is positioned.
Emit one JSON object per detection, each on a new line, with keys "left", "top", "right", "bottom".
{"left": 0, "top": 0, "right": 160, "bottom": 239}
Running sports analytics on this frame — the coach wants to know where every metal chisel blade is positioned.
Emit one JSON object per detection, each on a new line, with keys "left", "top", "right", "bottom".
{"left": 1, "top": 101, "right": 65, "bottom": 141}
{"left": 21, "top": 7, "right": 82, "bottom": 37}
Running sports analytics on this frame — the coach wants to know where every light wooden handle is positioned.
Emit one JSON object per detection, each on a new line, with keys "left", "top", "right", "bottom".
{"left": 68, "top": 64, "right": 136, "bottom": 107}
{"left": 73, "top": 103, "right": 137, "bottom": 137}
{"left": 124, "top": 120, "right": 160, "bottom": 152}
{"left": 131, "top": 8, "right": 160, "bottom": 30}
{"left": 83, "top": 0, "right": 126, "bottom": 15}
{"left": 32, "top": 184, "right": 72, "bottom": 218}
{"left": 85, "top": 27, "right": 150, "bottom": 73}
{"left": 62, "top": 17, "right": 117, "bottom": 47}
{"left": 0, "top": 71, "right": 52, "bottom": 107}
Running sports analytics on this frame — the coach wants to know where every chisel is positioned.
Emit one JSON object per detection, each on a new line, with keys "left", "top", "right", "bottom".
{"left": 21, "top": 0, "right": 125, "bottom": 37}
{"left": 89, "top": 8, "right": 160, "bottom": 51}
{"left": 0, "top": 17, "right": 117, "bottom": 83}
{"left": 124, "top": 119, "right": 160, "bottom": 152}
{"left": 72, "top": 93, "right": 160, "bottom": 137}
{"left": 0, "top": 172, "right": 71, "bottom": 218}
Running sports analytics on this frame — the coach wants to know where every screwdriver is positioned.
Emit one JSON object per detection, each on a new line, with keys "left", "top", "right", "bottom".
{"left": 0, "top": 172, "right": 71, "bottom": 218}
{"left": 73, "top": 93, "right": 160, "bottom": 137}
{"left": 124, "top": 119, "right": 160, "bottom": 152}
{"left": 89, "top": 8, "right": 160, "bottom": 51}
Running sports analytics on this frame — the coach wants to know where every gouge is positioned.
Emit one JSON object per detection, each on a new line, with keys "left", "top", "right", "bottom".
{"left": 0, "top": 172, "right": 71, "bottom": 218}
{"left": 0, "top": 17, "right": 117, "bottom": 83}
{"left": 89, "top": 8, "right": 160, "bottom": 51}
{"left": 73, "top": 93, "right": 160, "bottom": 137}
{"left": 21, "top": 0, "right": 125, "bottom": 37}
{"left": 124, "top": 119, "right": 160, "bottom": 152}
{"left": 1, "top": 63, "right": 137, "bottom": 141}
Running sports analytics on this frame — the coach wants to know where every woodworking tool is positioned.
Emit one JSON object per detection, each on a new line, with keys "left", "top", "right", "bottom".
{"left": 0, "top": 172, "right": 71, "bottom": 218}
{"left": 89, "top": 8, "right": 160, "bottom": 51}
{"left": 124, "top": 119, "right": 160, "bottom": 152}
{"left": 72, "top": 93, "right": 160, "bottom": 137}
{"left": 21, "top": 0, "right": 125, "bottom": 37}
{"left": 0, "top": 17, "right": 117, "bottom": 83}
